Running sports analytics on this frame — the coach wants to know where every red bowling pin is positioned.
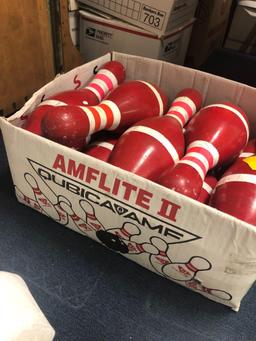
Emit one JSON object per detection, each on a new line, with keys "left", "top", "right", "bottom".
{"left": 23, "top": 61, "right": 125, "bottom": 135}
{"left": 41, "top": 80, "right": 168, "bottom": 150}
{"left": 83, "top": 137, "right": 117, "bottom": 161}
{"left": 209, "top": 155, "right": 256, "bottom": 226}
{"left": 197, "top": 174, "right": 217, "bottom": 204}
{"left": 158, "top": 102, "right": 249, "bottom": 199}
{"left": 108, "top": 88, "right": 202, "bottom": 181}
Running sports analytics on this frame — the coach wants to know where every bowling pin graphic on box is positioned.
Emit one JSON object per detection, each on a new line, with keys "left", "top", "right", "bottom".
{"left": 23, "top": 61, "right": 126, "bottom": 135}
{"left": 41, "top": 80, "right": 168, "bottom": 150}
{"left": 157, "top": 102, "right": 250, "bottom": 200}
{"left": 108, "top": 88, "right": 202, "bottom": 181}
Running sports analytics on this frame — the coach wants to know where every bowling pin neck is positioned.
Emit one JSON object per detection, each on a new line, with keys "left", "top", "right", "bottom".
{"left": 165, "top": 95, "right": 197, "bottom": 127}
{"left": 180, "top": 140, "right": 220, "bottom": 180}
{"left": 79, "top": 100, "right": 121, "bottom": 135}
{"left": 85, "top": 68, "right": 119, "bottom": 103}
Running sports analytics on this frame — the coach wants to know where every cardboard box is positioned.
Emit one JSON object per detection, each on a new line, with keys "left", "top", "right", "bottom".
{"left": 78, "top": 0, "right": 198, "bottom": 36}
{"left": 185, "top": 0, "right": 233, "bottom": 68}
{"left": 69, "top": 11, "right": 80, "bottom": 48}
{"left": 224, "top": 1, "right": 256, "bottom": 54}
{"left": 79, "top": 9, "right": 195, "bottom": 64}
{"left": 68, "top": 0, "right": 79, "bottom": 11}
{"left": 2, "top": 52, "right": 256, "bottom": 312}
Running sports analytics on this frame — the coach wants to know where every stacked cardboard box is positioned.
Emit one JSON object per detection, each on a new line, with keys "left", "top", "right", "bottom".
{"left": 224, "top": 0, "right": 256, "bottom": 55}
{"left": 77, "top": 0, "right": 198, "bottom": 64}
{"left": 185, "top": 0, "right": 233, "bottom": 68}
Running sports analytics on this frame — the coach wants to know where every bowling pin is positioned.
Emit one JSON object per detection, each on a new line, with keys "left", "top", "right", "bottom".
{"left": 110, "top": 222, "right": 141, "bottom": 240}
{"left": 158, "top": 102, "right": 249, "bottom": 199}
{"left": 41, "top": 80, "right": 168, "bottom": 150}
{"left": 197, "top": 174, "right": 217, "bottom": 204}
{"left": 108, "top": 222, "right": 148, "bottom": 255}
{"left": 15, "top": 186, "right": 42, "bottom": 213}
{"left": 149, "top": 236, "right": 171, "bottom": 274}
{"left": 23, "top": 61, "right": 125, "bottom": 135}
{"left": 162, "top": 256, "right": 211, "bottom": 281}
{"left": 108, "top": 88, "right": 202, "bottom": 181}
{"left": 79, "top": 200, "right": 104, "bottom": 231}
{"left": 209, "top": 155, "right": 256, "bottom": 226}
{"left": 83, "top": 137, "right": 117, "bottom": 162}
{"left": 24, "top": 173, "right": 60, "bottom": 220}
{"left": 58, "top": 200, "right": 92, "bottom": 234}
{"left": 54, "top": 195, "right": 72, "bottom": 225}
{"left": 186, "top": 279, "right": 232, "bottom": 300}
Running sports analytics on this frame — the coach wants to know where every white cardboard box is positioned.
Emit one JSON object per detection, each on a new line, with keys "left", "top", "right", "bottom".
{"left": 78, "top": 0, "right": 198, "bottom": 36}
{"left": 79, "top": 10, "right": 194, "bottom": 64}
{"left": 224, "top": 0, "right": 256, "bottom": 54}
{"left": 2, "top": 52, "right": 256, "bottom": 311}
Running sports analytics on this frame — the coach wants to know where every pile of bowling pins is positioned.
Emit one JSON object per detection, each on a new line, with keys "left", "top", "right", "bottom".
{"left": 22, "top": 60, "right": 256, "bottom": 226}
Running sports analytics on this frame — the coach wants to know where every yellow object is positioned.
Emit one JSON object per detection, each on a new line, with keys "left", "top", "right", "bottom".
{"left": 243, "top": 156, "right": 256, "bottom": 170}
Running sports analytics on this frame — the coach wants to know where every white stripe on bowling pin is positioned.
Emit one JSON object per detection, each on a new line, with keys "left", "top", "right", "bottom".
{"left": 239, "top": 152, "right": 254, "bottom": 158}
{"left": 204, "top": 103, "right": 249, "bottom": 141}
{"left": 162, "top": 256, "right": 211, "bottom": 281}
{"left": 216, "top": 173, "right": 256, "bottom": 187}
{"left": 149, "top": 237, "right": 171, "bottom": 274}
{"left": 138, "top": 81, "right": 165, "bottom": 116}
{"left": 89, "top": 141, "right": 115, "bottom": 151}
{"left": 79, "top": 100, "right": 121, "bottom": 134}
{"left": 179, "top": 140, "right": 220, "bottom": 180}
{"left": 202, "top": 181, "right": 214, "bottom": 194}
{"left": 79, "top": 200, "right": 104, "bottom": 231}
{"left": 85, "top": 68, "right": 119, "bottom": 102}
{"left": 124, "top": 125, "right": 179, "bottom": 164}
{"left": 37, "top": 99, "right": 67, "bottom": 108}
{"left": 166, "top": 96, "right": 197, "bottom": 127}
{"left": 24, "top": 174, "right": 59, "bottom": 220}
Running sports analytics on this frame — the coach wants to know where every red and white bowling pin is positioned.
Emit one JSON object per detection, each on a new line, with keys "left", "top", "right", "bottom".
{"left": 83, "top": 137, "right": 117, "bottom": 162}
{"left": 108, "top": 88, "right": 202, "bottom": 181}
{"left": 23, "top": 61, "right": 125, "bottom": 135}
{"left": 162, "top": 256, "right": 211, "bottom": 281}
{"left": 41, "top": 80, "right": 168, "bottom": 150}
{"left": 186, "top": 280, "right": 232, "bottom": 301}
{"left": 158, "top": 102, "right": 249, "bottom": 199}
{"left": 197, "top": 174, "right": 217, "bottom": 204}
{"left": 15, "top": 186, "right": 41, "bottom": 213}
{"left": 24, "top": 173, "right": 60, "bottom": 220}
{"left": 149, "top": 237, "right": 171, "bottom": 274}
{"left": 209, "top": 155, "right": 256, "bottom": 226}
{"left": 79, "top": 200, "right": 104, "bottom": 231}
